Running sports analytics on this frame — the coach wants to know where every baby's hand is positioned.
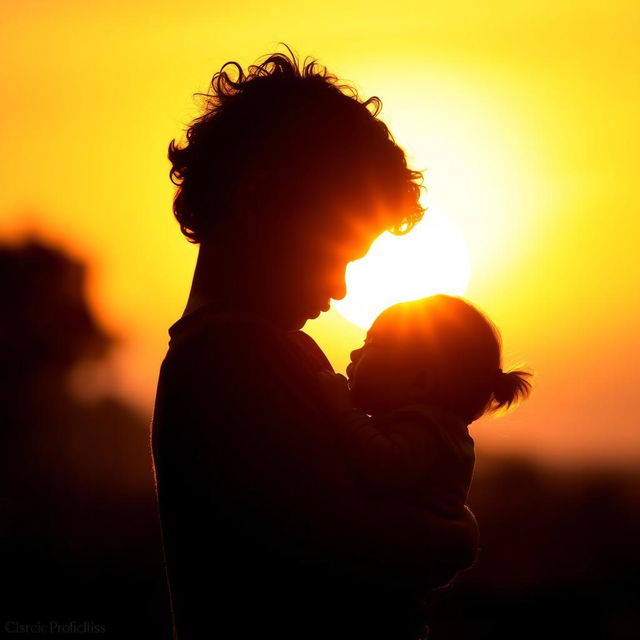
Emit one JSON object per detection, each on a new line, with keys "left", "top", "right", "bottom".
{"left": 316, "top": 370, "right": 355, "bottom": 415}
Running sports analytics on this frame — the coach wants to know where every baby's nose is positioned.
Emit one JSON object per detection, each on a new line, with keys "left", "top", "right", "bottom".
{"left": 350, "top": 346, "right": 364, "bottom": 362}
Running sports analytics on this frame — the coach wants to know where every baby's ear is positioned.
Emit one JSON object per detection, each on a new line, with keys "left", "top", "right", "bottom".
{"left": 411, "top": 369, "right": 434, "bottom": 395}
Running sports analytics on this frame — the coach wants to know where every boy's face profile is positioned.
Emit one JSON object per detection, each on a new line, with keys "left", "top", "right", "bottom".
{"left": 265, "top": 208, "right": 385, "bottom": 330}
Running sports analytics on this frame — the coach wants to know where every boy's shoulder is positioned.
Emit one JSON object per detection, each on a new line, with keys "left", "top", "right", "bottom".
{"left": 162, "top": 303, "right": 331, "bottom": 378}
{"left": 165, "top": 303, "right": 289, "bottom": 360}
{"left": 169, "top": 304, "right": 274, "bottom": 343}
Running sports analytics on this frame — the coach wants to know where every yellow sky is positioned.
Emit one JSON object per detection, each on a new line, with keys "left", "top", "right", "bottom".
{"left": 2, "top": 0, "right": 639, "bottom": 468}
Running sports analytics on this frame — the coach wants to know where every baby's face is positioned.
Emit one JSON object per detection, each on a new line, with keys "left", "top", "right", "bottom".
{"left": 347, "top": 337, "right": 426, "bottom": 414}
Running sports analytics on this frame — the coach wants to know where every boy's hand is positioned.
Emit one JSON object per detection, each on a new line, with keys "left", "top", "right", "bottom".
{"left": 316, "top": 370, "right": 355, "bottom": 415}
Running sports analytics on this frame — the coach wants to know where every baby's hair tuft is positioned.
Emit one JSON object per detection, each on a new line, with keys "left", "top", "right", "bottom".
{"left": 491, "top": 369, "right": 533, "bottom": 411}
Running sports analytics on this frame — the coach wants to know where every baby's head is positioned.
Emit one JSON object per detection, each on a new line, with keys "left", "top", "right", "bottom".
{"left": 346, "top": 294, "right": 532, "bottom": 423}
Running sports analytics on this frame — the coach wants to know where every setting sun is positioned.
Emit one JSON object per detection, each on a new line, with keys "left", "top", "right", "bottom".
{"left": 332, "top": 207, "right": 471, "bottom": 328}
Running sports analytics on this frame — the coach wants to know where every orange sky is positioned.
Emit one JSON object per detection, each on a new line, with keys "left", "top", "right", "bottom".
{"left": 2, "top": 1, "right": 639, "bottom": 469}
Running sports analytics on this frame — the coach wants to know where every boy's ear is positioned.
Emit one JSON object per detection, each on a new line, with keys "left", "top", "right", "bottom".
{"left": 233, "top": 167, "right": 268, "bottom": 226}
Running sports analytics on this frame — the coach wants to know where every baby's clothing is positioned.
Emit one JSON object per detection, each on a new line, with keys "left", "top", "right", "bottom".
{"left": 334, "top": 402, "right": 475, "bottom": 518}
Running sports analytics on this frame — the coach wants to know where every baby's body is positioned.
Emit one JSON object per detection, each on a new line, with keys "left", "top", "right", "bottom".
{"left": 318, "top": 295, "right": 531, "bottom": 636}
{"left": 327, "top": 395, "right": 475, "bottom": 519}
{"left": 320, "top": 295, "right": 530, "bottom": 524}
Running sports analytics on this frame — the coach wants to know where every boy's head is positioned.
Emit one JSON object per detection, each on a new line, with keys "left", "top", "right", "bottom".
{"left": 167, "top": 45, "right": 426, "bottom": 328}
{"left": 347, "top": 295, "right": 531, "bottom": 422}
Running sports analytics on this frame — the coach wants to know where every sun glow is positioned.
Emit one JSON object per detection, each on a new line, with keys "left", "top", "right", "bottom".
{"left": 332, "top": 207, "right": 471, "bottom": 329}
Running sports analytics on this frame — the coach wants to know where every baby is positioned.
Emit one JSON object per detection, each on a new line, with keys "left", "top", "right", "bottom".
{"left": 318, "top": 294, "right": 532, "bottom": 520}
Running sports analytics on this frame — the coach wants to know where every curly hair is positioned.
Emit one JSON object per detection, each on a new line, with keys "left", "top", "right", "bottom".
{"left": 168, "top": 44, "right": 426, "bottom": 243}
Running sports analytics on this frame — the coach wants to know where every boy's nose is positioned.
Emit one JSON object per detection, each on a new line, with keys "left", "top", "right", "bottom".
{"left": 329, "top": 273, "right": 347, "bottom": 302}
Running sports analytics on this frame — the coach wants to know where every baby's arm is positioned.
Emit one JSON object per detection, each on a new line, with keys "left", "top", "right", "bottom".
{"left": 317, "top": 371, "right": 441, "bottom": 496}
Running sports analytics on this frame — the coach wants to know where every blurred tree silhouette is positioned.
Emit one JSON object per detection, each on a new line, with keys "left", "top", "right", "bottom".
{"left": 0, "top": 236, "right": 172, "bottom": 637}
